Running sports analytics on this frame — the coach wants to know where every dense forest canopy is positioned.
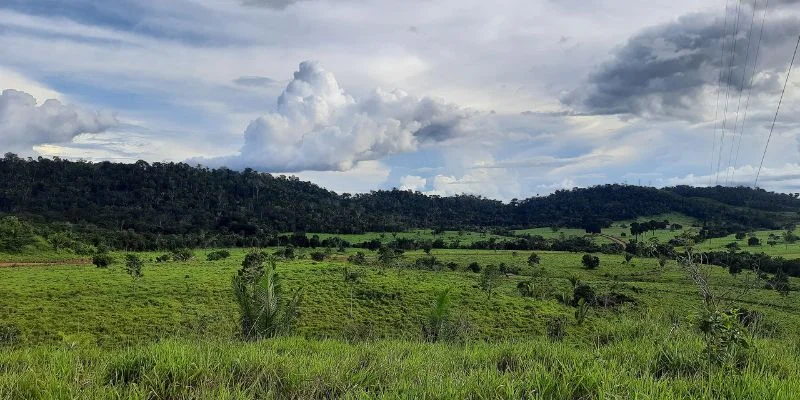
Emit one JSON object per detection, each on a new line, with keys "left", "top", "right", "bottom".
{"left": 1, "top": 154, "right": 799, "bottom": 243}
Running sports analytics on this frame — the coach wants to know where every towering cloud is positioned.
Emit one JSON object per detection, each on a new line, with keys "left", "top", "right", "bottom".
{"left": 201, "top": 61, "right": 473, "bottom": 172}
{"left": 0, "top": 89, "right": 117, "bottom": 153}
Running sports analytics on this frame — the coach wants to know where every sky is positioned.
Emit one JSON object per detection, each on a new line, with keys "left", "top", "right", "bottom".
{"left": 3, "top": 0, "right": 800, "bottom": 200}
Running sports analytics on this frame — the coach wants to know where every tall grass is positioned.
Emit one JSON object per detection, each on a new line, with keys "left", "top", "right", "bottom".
{"left": 2, "top": 326, "right": 799, "bottom": 399}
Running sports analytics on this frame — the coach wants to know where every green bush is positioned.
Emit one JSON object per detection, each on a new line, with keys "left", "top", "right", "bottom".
{"left": 207, "top": 250, "right": 231, "bottom": 261}
{"left": 92, "top": 253, "right": 114, "bottom": 268}
{"left": 581, "top": 254, "right": 600, "bottom": 270}
{"left": 171, "top": 249, "right": 194, "bottom": 262}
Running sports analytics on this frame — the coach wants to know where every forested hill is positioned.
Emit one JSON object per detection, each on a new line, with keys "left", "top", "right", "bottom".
{"left": 1, "top": 155, "right": 799, "bottom": 238}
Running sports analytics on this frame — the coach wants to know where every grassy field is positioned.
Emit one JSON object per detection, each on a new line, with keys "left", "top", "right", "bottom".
{"left": 303, "top": 229, "right": 514, "bottom": 246}
{"left": 2, "top": 236, "right": 800, "bottom": 397}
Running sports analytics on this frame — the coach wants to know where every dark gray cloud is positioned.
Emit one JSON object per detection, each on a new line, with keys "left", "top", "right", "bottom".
{"left": 563, "top": 10, "right": 800, "bottom": 121}
{"left": 233, "top": 76, "right": 277, "bottom": 87}
{"left": 240, "top": 0, "right": 304, "bottom": 10}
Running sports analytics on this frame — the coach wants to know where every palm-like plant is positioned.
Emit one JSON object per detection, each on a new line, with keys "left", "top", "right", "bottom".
{"left": 232, "top": 253, "right": 301, "bottom": 340}
{"left": 422, "top": 289, "right": 452, "bottom": 342}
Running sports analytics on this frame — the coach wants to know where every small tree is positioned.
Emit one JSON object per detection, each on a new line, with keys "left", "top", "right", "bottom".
{"left": 527, "top": 252, "right": 541, "bottom": 267}
{"left": 421, "top": 289, "right": 456, "bottom": 342}
{"left": 747, "top": 237, "right": 761, "bottom": 246}
{"left": 377, "top": 246, "right": 403, "bottom": 269}
{"left": 232, "top": 253, "right": 301, "bottom": 340}
{"left": 479, "top": 264, "right": 502, "bottom": 299}
{"left": 770, "top": 270, "right": 791, "bottom": 297}
{"left": 623, "top": 252, "right": 634, "bottom": 265}
{"left": 581, "top": 254, "right": 600, "bottom": 270}
{"left": 124, "top": 254, "right": 144, "bottom": 281}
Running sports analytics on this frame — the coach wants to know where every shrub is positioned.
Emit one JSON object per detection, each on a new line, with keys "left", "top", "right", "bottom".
{"left": 545, "top": 316, "right": 567, "bottom": 341}
{"left": 347, "top": 252, "right": 366, "bottom": 265}
{"left": 446, "top": 262, "right": 459, "bottom": 271}
{"left": 273, "top": 247, "right": 295, "bottom": 259}
{"left": 92, "top": 253, "right": 114, "bottom": 268}
{"left": 310, "top": 252, "right": 326, "bottom": 262}
{"left": 698, "top": 309, "right": 751, "bottom": 368}
{"left": 499, "top": 263, "right": 520, "bottom": 275}
{"left": 572, "top": 282, "right": 597, "bottom": 306}
{"left": 747, "top": 237, "right": 761, "bottom": 246}
{"left": 527, "top": 252, "right": 540, "bottom": 267}
{"left": 468, "top": 262, "right": 481, "bottom": 273}
{"left": 517, "top": 281, "right": 533, "bottom": 297}
{"left": 581, "top": 254, "right": 600, "bottom": 270}
{"left": 207, "top": 250, "right": 231, "bottom": 261}
{"left": 48, "top": 231, "right": 74, "bottom": 252}
{"left": 171, "top": 249, "right": 194, "bottom": 262}
{"left": 71, "top": 242, "right": 96, "bottom": 256}
{"left": 155, "top": 254, "right": 171, "bottom": 262}
{"left": 735, "top": 232, "right": 747, "bottom": 240}
{"left": 415, "top": 256, "right": 440, "bottom": 270}
{"left": 342, "top": 266, "right": 362, "bottom": 283}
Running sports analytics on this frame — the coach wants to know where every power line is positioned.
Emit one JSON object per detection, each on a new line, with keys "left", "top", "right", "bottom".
{"left": 716, "top": 0, "right": 743, "bottom": 185}
{"left": 725, "top": 0, "right": 758, "bottom": 185}
{"left": 731, "top": 0, "right": 769, "bottom": 183}
{"left": 710, "top": 0, "right": 733, "bottom": 186}
{"left": 754, "top": 32, "right": 800, "bottom": 187}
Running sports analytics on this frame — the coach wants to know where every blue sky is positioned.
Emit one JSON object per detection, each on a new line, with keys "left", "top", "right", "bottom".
{"left": 3, "top": 0, "right": 800, "bottom": 199}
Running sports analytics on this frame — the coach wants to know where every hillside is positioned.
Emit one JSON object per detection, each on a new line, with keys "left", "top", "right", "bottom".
{"left": 1, "top": 155, "right": 799, "bottom": 248}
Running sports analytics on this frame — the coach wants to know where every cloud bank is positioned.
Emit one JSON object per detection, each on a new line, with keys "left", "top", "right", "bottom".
{"left": 199, "top": 61, "right": 474, "bottom": 172}
{"left": 0, "top": 89, "right": 118, "bottom": 154}
{"left": 563, "top": 10, "right": 800, "bottom": 120}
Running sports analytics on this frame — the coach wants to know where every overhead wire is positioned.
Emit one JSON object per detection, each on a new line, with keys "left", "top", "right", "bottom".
{"left": 724, "top": 0, "right": 758, "bottom": 185}
{"left": 709, "top": 0, "right": 732, "bottom": 186}
{"left": 715, "top": 0, "right": 744, "bottom": 185}
{"left": 731, "top": 0, "right": 769, "bottom": 183}
{"left": 754, "top": 33, "right": 800, "bottom": 187}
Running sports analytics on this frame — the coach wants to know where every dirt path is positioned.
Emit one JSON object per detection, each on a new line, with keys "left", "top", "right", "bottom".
{"left": 597, "top": 233, "right": 626, "bottom": 247}
{"left": 0, "top": 258, "right": 91, "bottom": 268}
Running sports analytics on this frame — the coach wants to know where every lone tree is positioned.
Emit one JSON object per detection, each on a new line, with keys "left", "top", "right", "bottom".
{"left": 124, "top": 254, "right": 144, "bottom": 281}
{"left": 479, "top": 264, "right": 502, "bottom": 300}
{"left": 581, "top": 254, "right": 600, "bottom": 270}
{"left": 747, "top": 236, "right": 761, "bottom": 246}
{"left": 232, "top": 252, "right": 301, "bottom": 340}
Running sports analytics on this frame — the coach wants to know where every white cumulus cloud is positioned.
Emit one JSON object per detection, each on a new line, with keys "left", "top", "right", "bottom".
{"left": 196, "top": 61, "right": 475, "bottom": 172}
{"left": 0, "top": 89, "right": 118, "bottom": 154}
{"left": 399, "top": 175, "right": 427, "bottom": 191}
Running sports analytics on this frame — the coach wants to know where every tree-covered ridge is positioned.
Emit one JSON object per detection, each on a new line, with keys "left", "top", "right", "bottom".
{"left": 1, "top": 154, "right": 798, "bottom": 238}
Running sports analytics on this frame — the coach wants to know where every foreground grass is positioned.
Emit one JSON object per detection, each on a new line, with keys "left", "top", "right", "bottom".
{"left": 2, "top": 329, "right": 799, "bottom": 399}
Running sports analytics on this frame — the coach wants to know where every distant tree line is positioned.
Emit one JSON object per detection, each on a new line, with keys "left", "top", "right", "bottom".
{"left": 1, "top": 155, "right": 798, "bottom": 250}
